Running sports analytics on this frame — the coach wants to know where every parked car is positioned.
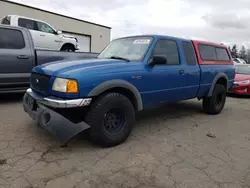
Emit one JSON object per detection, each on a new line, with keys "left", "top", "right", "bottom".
{"left": 0, "top": 24, "right": 98, "bottom": 93}
{"left": 23, "top": 35, "right": 235, "bottom": 147}
{"left": 228, "top": 64, "right": 250, "bottom": 95}
{"left": 233, "top": 58, "right": 247, "bottom": 65}
{"left": 1, "top": 15, "right": 78, "bottom": 51}
{"left": 233, "top": 60, "right": 239, "bottom": 65}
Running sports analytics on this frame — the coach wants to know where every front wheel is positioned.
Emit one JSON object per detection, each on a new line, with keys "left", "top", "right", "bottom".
{"left": 84, "top": 93, "right": 135, "bottom": 147}
{"left": 203, "top": 84, "right": 227, "bottom": 115}
{"left": 60, "top": 45, "right": 75, "bottom": 52}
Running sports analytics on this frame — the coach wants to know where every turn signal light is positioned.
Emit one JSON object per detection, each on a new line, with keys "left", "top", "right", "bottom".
{"left": 67, "top": 80, "right": 79, "bottom": 93}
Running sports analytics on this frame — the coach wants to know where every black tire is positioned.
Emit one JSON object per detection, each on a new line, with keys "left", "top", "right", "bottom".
{"left": 60, "top": 45, "right": 75, "bottom": 52}
{"left": 85, "top": 93, "right": 135, "bottom": 147}
{"left": 203, "top": 84, "right": 226, "bottom": 114}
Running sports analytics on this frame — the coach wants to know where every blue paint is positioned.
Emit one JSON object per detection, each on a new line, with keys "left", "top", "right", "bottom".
{"left": 31, "top": 34, "right": 235, "bottom": 108}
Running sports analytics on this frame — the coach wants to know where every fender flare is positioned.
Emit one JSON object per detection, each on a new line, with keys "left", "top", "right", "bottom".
{"left": 207, "top": 73, "right": 228, "bottom": 97}
{"left": 88, "top": 79, "right": 143, "bottom": 111}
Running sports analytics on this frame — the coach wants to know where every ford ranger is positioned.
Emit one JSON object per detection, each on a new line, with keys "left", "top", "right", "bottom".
{"left": 23, "top": 35, "right": 235, "bottom": 147}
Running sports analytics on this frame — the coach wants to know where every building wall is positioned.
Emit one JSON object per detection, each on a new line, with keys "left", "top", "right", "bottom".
{"left": 0, "top": 0, "right": 111, "bottom": 53}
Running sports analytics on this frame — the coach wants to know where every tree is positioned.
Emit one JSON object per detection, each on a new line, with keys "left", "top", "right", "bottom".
{"left": 247, "top": 49, "right": 250, "bottom": 64}
{"left": 228, "top": 46, "right": 232, "bottom": 57}
{"left": 239, "top": 45, "right": 247, "bottom": 61}
{"left": 231, "top": 44, "right": 238, "bottom": 58}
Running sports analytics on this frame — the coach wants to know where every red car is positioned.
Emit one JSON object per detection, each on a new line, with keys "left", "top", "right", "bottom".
{"left": 230, "top": 64, "right": 250, "bottom": 95}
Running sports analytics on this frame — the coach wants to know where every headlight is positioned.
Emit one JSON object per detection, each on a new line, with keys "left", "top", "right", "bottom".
{"left": 234, "top": 80, "right": 250, "bottom": 85}
{"left": 52, "top": 78, "right": 79, "bottom": 93}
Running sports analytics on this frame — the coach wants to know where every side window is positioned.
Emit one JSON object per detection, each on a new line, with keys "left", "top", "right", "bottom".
{"left": 215, "top": 47, "right": 230, "bottom": 61}
{"left": 1, "top": 16, "right": 10, "bottom": 25}
{"left": 199, "top": 44, "right": 217, "bottom": 61}
{"left": 0, "top": 28, "right": 25, "bottom": 49}
{"left": 152, "top": 39, "right": 180, "bottom": 65}
{"left": 37, "top": 21, "right": 55, "bottom": 34}
{"left": 182, "top": 42, "right": 197, "bottom": 65}
{"left": 18, "top": 18, "right": 37, "bottom": 30}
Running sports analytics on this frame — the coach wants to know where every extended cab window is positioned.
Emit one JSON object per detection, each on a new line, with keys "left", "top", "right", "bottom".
{"left": 18, "top": 18, "right": 37, "bottom": 30}
{"left": 182, "top": 42, "right": 197, "bottom": 65}
{"left": 0, "top": 28, "right": 25, "bottom": 49}
{"left": 215, "top": 47, "right": 230, "bottom": 61}
{"left": 152, "top": 39, "right": 180, "bottom": 65}
{"left": 199, "top": 44, "right": 217, "bottom": 61}
{"left": 37, "top": 21, "right": 55, "bottom": 34}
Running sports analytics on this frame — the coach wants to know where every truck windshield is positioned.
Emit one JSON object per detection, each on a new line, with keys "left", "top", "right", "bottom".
{"left": 235, "top": 65, "right": 250, "bottom": 75}
{"left": 98, "top": 37, "right": 153, "bottom": 61}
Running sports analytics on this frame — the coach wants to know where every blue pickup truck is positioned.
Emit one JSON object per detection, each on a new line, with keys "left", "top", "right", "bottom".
{"left": 23, "top": 35, "right": 235, "bottom": 147}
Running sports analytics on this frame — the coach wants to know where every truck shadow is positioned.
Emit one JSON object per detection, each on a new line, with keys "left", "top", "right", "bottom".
{"left": 70, "top": 100, "right": 203, "bottom": 148}
{"left": 137, "top": 100, "right": 202, "bottom": 121}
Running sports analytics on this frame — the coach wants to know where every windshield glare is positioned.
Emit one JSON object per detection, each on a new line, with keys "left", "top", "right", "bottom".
{"left": 98, "top": 37, "right": 153, "bottom": 61}
{"left": 235, "top": 65, "right": 250, "bottom": 75}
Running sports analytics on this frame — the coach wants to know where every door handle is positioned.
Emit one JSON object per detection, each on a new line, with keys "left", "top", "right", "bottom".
{"left": 179, "top": 70, "right": 185, "bottom": 75}
{"left": 17, "top": 55, "right": 30, "bottom": 59}
{"left": 40, "top": 34, "right": 45, "bottom": 36}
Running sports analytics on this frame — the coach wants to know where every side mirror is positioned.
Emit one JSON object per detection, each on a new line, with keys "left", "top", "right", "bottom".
{"left": 57, "top": 30, "right": 62, "bottom": 35}
{"left": 149, "top": 55, "right": 167, "bottom": 66}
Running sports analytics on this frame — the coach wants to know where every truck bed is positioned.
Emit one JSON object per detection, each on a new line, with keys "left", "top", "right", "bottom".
{"left": 0, "top": 24, "right": 100, "bottom": 93}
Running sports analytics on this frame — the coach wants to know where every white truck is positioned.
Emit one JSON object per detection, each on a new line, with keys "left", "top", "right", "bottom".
{"left": 1, "top": 15, "right": 78, "bottom": 52}
{"left": 233, "top": 58, "right": 247, "bottom": 65}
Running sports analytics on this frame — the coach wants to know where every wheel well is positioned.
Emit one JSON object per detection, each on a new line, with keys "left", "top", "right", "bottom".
{"left": 60, "top": 43, "right": 75, "bottom": 50}
{"left": 216, "top": 77, "right": 228, "bottom": 89}
{"left": 99, "top": 87, "right": 138, "bottom": 111}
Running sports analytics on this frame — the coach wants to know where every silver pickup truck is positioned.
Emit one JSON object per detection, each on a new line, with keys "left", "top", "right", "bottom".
{"left": 0, "top": 24, "right": 98, "bottom": 93}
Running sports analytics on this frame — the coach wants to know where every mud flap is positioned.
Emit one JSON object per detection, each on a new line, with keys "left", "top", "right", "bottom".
{"left": 38, "top": 107, "right": 90, "bottom": 146}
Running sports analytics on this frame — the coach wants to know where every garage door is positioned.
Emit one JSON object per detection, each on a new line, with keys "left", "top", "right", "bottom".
{"left": 63, "top": 32, "right": 91, "bottom": 52}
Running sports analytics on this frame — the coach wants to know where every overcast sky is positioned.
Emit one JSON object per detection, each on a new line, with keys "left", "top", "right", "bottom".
{"left": 10, "top": 0, "right": 250, "bottom": 48}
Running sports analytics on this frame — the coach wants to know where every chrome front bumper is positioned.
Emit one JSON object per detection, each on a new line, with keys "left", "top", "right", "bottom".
{"left": 26, "top": 88, "right": 92, "bottom": 108}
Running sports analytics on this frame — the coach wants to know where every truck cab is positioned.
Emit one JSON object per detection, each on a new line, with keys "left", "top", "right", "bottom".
{"left": 23, "top": 34, "right": 235, "bottom": 147}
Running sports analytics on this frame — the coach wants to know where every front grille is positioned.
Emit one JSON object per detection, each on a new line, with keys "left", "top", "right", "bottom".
{"left": 30, "top": 73, "right": 50, "bottom": 93}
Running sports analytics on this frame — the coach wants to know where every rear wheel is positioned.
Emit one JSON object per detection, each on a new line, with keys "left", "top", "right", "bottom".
{"left": 84, "top": 93, "right": 135, "bottom": 147}
{"left": 203, "top": 84, "right": 226, "bottom": 114}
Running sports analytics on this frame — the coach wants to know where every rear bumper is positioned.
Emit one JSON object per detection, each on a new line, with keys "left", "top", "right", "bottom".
{"left": 23, "top": 89, "right": 91, "bottom": 145}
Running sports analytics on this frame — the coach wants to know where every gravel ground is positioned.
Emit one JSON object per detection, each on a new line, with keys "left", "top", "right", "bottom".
{"left": 0, "top": 94, "right": 250, "bottom": 188}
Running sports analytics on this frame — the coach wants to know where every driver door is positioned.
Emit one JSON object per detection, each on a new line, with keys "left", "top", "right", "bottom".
{"left": 142, "top": 38, "right": 189, "bottom": 105}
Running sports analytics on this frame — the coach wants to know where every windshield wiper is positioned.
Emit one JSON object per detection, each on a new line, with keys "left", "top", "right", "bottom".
{"left": 109, "top": 56, "right": 130, "bottom": 62}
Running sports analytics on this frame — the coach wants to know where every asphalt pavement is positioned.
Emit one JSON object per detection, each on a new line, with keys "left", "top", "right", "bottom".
{"left": 0, "top": 93, "right": 250, "bottom": 188}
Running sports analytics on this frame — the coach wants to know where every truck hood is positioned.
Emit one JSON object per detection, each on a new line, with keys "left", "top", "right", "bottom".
{"left": 33, "top": 58, "right": 134, "bottom": 77}
{"left": 62, "top": 34, "right": 77, "bottom": 41}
